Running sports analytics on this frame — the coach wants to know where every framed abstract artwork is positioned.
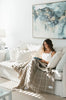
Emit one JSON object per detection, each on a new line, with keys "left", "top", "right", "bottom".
{"left": 32, "top": 1, "right": 66, "bottom": 39}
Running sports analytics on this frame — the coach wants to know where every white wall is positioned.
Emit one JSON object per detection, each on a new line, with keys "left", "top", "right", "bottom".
{"left": 0, "top": 0, "right": 32, "bottom": 48}
{"left": 0, "top": 0, "right": 66, "bottom": 48}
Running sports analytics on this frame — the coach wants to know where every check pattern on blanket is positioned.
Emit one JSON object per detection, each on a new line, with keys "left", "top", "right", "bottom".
{"left": 12, "top": 59, "right": 55, "bottom": 93}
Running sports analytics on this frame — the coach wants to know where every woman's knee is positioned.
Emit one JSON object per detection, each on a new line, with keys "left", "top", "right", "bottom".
{"left": 32, "top": 59, "right": 37, "bottom": 65}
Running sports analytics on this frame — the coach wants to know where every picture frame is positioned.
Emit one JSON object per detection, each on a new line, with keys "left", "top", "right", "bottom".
{"left": 32, "top": 1, "right": 66, "bottom": 39}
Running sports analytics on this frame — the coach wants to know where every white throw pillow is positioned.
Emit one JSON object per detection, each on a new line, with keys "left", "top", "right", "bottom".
{"left": 16, "top": 50, "right": 32, "bottom": 63}
{"left": 5, "top": 49, "right": 10, "bottom": 60}
{"left": 62, "top": 47, "right": 66, "bottom": 55}
{"left": 47, "top": 51, "right": 62, "bottom": 69}
{"left": 54, "top": 47, "right": 62, "bottom": 52}
{"left": 0, "top": 50, "right": 6, "bottom": 61}
{"left": 17, "top": 42, "right": 28, "bottom": 50}
{"left": 9, "top": 48, "right": 18, "bottom": 61}
{"left": 27, "top": 44, "right": 41, "bottom": 51}
{"left": 56, "top": 53, "right": 66, "bottom": 72}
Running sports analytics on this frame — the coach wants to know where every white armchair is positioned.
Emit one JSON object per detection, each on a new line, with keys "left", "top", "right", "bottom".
{"left": 53, "top": 49, "right": 66, "bottom": 97}
{"left": 54, "top": 64, "right": 66, "bottom": 97}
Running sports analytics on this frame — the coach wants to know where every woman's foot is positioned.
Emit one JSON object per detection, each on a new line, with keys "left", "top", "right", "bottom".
{"left": 13, "top": 85, "right": 25, "bottom": 91}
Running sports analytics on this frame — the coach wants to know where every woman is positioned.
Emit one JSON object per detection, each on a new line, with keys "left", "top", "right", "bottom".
{"left": 41, "top": 39, "right": 56, "bottom": 64}
{"left": 15, "top": 39, "right": 56, "bottom": 92}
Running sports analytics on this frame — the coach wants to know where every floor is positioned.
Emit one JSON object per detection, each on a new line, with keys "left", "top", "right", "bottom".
{"left": 0, "top": 77, "right": 66, "bottom": 100}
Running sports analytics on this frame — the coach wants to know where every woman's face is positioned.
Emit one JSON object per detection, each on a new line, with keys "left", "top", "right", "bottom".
{"left": 43, "top": 41, "right": 49, "bottom": 49}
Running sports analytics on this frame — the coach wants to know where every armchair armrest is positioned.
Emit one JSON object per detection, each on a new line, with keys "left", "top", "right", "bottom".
{"left": 0, "top": 50, "right": 6, "bottom": 61}
{"left": 62, "top": 64, "right": 66, "bottom": 97}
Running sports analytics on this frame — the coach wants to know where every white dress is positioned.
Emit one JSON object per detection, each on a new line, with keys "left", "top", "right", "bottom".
{"left": 42, "top": 52, "right": 52, "bottom": 62}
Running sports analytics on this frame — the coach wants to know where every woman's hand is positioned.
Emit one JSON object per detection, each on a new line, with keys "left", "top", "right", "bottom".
{"left": 41, "top": 59, "right": 45, "bottom": 63}
{"left": 40, "top": 59, "right": 49, "bottom": 64}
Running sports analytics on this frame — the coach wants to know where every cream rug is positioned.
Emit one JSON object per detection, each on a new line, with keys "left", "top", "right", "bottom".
{"left": 0, "top": 77, "right": 64, "bottom": 100}
{"left": 0, "top": 77, "right": 44, "bottom": 100}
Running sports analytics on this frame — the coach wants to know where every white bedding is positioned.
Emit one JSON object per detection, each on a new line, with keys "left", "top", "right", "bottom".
{"left": 0, "top": 61, "right": 21, "bottom": 82}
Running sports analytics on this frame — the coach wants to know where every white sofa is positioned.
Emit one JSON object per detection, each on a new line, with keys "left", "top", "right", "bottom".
{"left": 0, "top": 44, "right": 40, "bottom": 82}
{"left": 0, "top": 44, "right": 66, "bottom": 97}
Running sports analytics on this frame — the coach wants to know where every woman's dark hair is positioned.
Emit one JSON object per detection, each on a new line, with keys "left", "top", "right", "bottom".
{"left": 43, "top": 39, "right": 55, "bottom": 52}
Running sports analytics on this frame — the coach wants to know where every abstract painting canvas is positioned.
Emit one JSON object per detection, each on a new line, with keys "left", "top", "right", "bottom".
{"left": 32, "top": 1, "right": 66, "bottom": 39}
